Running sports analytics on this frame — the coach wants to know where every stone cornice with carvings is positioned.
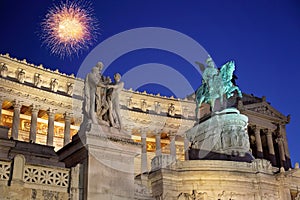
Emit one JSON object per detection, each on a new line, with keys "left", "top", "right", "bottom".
{"left": 120, "top": 89, "right": 196, "bottom": 119}
{"left": 0, "top": 54, "right": 84, "bottom": 97}
{"left": 121, "top": 109, "right": 195, "bottom": 137}
{"left": 242, "top": 101, "right": 288, "bottom": 123}
{"left": 0, "top": 78, "right": 82, "bottom": 114}
{"left": 0, "top": 53, "right": 82, "bottom": 80}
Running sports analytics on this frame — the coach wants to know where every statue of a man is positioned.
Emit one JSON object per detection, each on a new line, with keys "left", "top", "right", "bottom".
{"left": 202, "top": 56, "right": 218, "bottom": 89}
{"left": 97, "top": 76, "right": 112, "bottom": 124}
{"left": 0, "top": 63, "right": 8, "bottom": 77}
{"left": 34, "top": 73, "right": 43, "bottom": 88}
{"left": 107, "top": 73, "right": 124, "bottom": 130}
{"left": 50, "top": 78, "right": 59, "bottom": 92}
{"left": 17, "top": 69, "right": 26, "bottom": 83}
{"left": 84, "top": 62, "right": 103, "bottom": 124}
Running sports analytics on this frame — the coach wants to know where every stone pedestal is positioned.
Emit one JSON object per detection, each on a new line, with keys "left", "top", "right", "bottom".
{"left": 186, "top": 108, "right": 254, "bottom": 162}
{"left": 58, "top": 123, "right": 140, "bottom": 200}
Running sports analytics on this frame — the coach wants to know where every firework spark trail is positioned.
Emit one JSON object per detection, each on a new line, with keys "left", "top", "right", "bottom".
{"left": 41, "top": 1, "right": 99, "bottom": 58}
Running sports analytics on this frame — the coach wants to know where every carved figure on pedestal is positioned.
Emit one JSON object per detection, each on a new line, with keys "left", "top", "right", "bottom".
{"left": 16, "top": 69, "right": 26, "bottom": 83}
{"left": 230, "top": 126, "right": 238, "bottom": 147}
{"left": 141, "top": 100, "right": 147, "bottom": 112}
{"left": 154, "top": 101, "right": 161, "bottom": 114}
{"left": 50, "top": 78, "right": 59, "bottom": 92}
{"left": 106, "top": 73, "right": 124, "bottom": 130}
{"left": 82, "top": 61, "right": 125, "bottom": 131}
{"left": 97, "top": 77, "right": 112, "bottom": 126}
{"left": 95, "top": 66, "right": 106, "bottom": 116}
{"left": 34, "top": 73, "right": 43, "bottom": 88}
{"left": 66, "top": 83, "right": 73, "bottom": 96}
{"left": 0, "top": 63, "right": 8, "bottom": 77}
{"left": 168, "top": 103, "right": 176, "bottom": 116}
{"left": 83, "top": 62, "right": 103, "bottom": 124}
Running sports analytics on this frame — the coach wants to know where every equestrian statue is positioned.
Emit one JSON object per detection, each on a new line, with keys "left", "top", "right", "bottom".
{"left": 195, "top": 56, "right": 242, "bottom": 119}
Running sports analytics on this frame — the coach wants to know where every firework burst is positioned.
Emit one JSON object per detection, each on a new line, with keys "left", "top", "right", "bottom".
{"left": 41, "top": 1, "right": 99, "bottom": 58}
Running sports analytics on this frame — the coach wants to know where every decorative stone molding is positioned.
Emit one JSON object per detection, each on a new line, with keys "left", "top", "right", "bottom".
{"left": 151, "top": 154, "right": 176, "bottom": 171}
{"left": 135, "top": 181, "right": 153, "bottom": 198}
{"left": 0, "top": 53, "right": 82, "bottom": 81}
{"left": 0, "top": 160, "right": 11, "bottom": 181}
{"left": 186, "top": 108, "right": 250, "bottom": 157}
{"left": 251, "top": 159, "right": 273, "bottom": 172}
{"left": 24, "top": 164, "right": 69, "bottom": 187}
{"left": 245, "top": 102, "right": 287, "bottom": 122}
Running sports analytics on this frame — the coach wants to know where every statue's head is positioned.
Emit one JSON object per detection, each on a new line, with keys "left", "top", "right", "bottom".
{"left": 106, "top": 76, "right": 112, "bottom": 84}
{"left": 114, "top": 73, "right": 121, "bottom": 82}
{"left": 96, "top": 62, "right": 103, "bottom": 71}
{"left": 206, "top": 55, "right": 214, "bottom": 68}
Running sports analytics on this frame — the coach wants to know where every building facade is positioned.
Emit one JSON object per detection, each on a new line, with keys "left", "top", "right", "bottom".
{"left": 0, "top": 53, "right": 299, "bottom": 199}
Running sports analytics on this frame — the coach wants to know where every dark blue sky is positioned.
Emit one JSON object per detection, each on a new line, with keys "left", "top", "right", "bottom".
{"left": 0, "top": 0, "right": 299, "bottom": 164}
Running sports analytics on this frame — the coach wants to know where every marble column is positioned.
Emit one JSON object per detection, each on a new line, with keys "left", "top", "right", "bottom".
{"left": 155, "top": 132, "right": 161, "bottom": 156}
{"left": 264, "top": 129, "right": 276, "bottom": 165}
{"left": 276, "top": 137, "right": 286, "bottom": 168}
{"left": 277, "top": 138, "right": 285, "bottom": 161}
{"left": 46, "top": 108, "right": 55, "bottom": 146}
{"left": 169, "top": 132, "right": 176, "bottom": 158}
{"left": 253, "top": 125, "right": 263, "bottom": 158}
{"left": 29, "top": 104, "right": 39, "bottom": 142}
{"left": 280, "top": 124, "right": 291, "bottom": 160}
{"left": 184, "top": 137, "right": 189, "bottom": 160}
{"left": 11, "top": 100, "right": 22, "bottom": 140}
{"left": 63, "top": 112, "right": 72, "bottom": 146}
{"left": 264, "top": 129, "right": 275, "bottom": 155}
{"left": 141, "top": 130, "right": 148, "bottom": 174}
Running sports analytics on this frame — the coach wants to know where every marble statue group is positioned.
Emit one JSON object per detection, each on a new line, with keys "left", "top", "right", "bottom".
{"left": 83, "top": 62, "right": 124, "bottom": 130}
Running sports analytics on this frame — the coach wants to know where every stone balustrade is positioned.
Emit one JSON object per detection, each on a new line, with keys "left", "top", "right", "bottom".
{"left": 24, "top": 164, "right": 69, "bottom": 188}
{"left": 0, "top": 154, "right": 75, "bottom": 199}
{"left": 0, "top": 160, "right": 11, "bottom": 184}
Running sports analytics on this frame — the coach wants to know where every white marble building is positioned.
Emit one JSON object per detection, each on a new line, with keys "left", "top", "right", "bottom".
{"left": 0, "top": 53, "right": 299, "bottom": 200}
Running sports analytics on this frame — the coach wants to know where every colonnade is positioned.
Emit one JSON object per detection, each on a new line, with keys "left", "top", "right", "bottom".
{"left": 0, "top": 99, "right": 74, "bottom": 147}
{"left": 250, "top": 124, "right": 291, "bottom": 168}
{"left": 139, "top": 130, "right": 188, "bottom": 174}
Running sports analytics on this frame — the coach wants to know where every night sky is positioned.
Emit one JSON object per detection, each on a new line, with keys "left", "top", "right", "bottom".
{"left": 0, "top": 1, "right": 299, "bottom": 164}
